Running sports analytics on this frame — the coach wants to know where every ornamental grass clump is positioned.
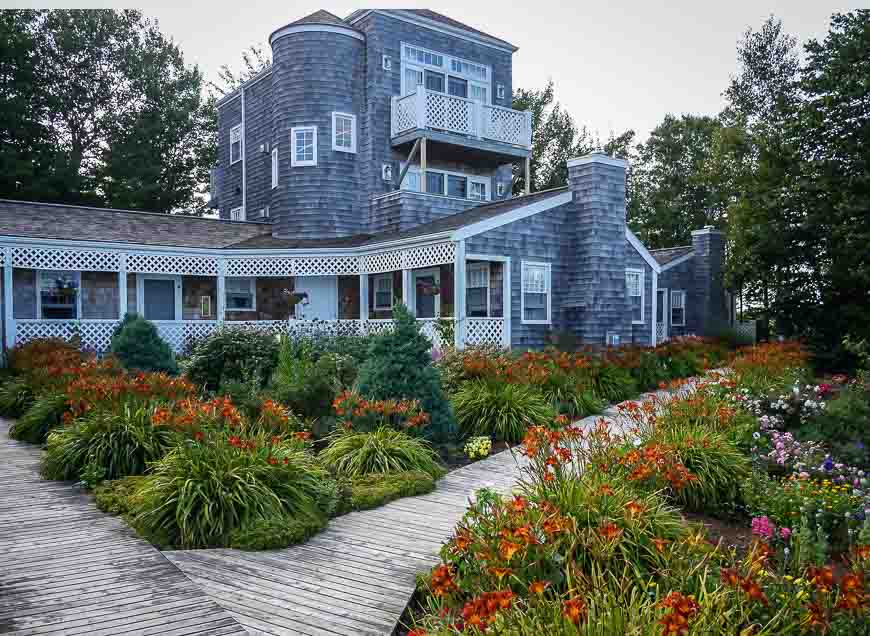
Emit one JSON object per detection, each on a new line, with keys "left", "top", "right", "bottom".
{"left": 9, "top": 392, "right": 68, "bottom": 443}
{"left": 135, "top": 430, "right": 331, "bottom": 548}
{"left": 452, "top": 380, "right": 555, "bottom": 443}
{"left": 320, "top": 427, "right": 445, "bottom": 478}
{"left": 0, "top": 377, "right": 34, "bottom": 418}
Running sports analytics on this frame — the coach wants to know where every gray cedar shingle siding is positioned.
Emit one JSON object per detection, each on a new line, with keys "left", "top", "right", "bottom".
{"left": 369, "top": 191, "right": 478, "bottom": 235}
{"left": 624, "top": 239, "right": 653, "bottom": 346}
{"left": 659, "top": 258, "right": 695, "bottom": 337}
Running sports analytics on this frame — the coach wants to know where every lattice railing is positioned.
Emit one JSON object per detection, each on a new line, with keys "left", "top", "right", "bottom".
{"left": 11, "top": 247, "right": 121, "bottom": 272}
{"left": 733, "top": 320, "right": 757, "bottom": 344}
{"left": 465, "top": 318, "right": 505, "bottom": 347}
{"left": 391, "top": 93, "right": 419, "bottom": 136}
{"left": 426, "top": 91, "right": 473, "bottom": 136}
{"left": 14, "top": 320, "right": 120, "bottom": 353}
{"left": 655, "top": 323, "right": 668, "bottom": 343}
{"left": 484, "top": 105, "right": 530, "bottom": 147}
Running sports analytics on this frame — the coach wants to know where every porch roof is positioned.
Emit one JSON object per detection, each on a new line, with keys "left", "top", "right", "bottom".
{"left": 650, "top": 245, "right": 694, "bottom": 266}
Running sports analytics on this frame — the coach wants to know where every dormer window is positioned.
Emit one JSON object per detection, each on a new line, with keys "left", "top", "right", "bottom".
{"left": 230, "top": 124, "right": 243, "bottom": 164}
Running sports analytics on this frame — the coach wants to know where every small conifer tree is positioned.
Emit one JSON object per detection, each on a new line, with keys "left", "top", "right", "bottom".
{"left": 110, "top": 313, "right": 177, "bottom": 374}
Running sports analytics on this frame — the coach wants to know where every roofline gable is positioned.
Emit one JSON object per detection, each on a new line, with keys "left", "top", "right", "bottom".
{"left": 625, "top": 228, "right": 662, "bottom": 273}
{"left": 451, "top": 190, "right": 572, "bottom": 240}
{"left": 659, "top": 250, "right": 696, "bottom": 271}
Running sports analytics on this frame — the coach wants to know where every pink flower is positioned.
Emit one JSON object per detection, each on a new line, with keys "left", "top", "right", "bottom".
{"left": 780, "top": 527, "right": 791, "bottom": 540}
{"left": 751, "top": 516, "right": 775, "bottom": 540}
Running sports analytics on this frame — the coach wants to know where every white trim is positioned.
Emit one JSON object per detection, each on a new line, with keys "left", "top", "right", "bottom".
{"left": 216, "top": 68, "right": 273, "bottom": 108}
{"left": 453, "top": 190, "right": 572, "bottom": 240}
{"left": 625, "top": 228, "right": 662, "bottom": 273}
{"left": 567, "top": 152, "right": 627, "bottom": 169}
{"left": 520, "top": 260, "right": 551, "bottom": 325}
{"left": 136, "top": 274, "right": 182, "bottom": 321}
{"left": 271, "top": 147, "right": 279, "bottom": 188}
{"left": 229, "top": 124, "right": 243, "bottom": 165}
{"left": 402, "top": 165, "right": 491, "bottom": 201}
{"left": 651, "top": 269, "right": 657, "bottom": 346}
{"left": 466, "top": 261, "right": 490, "bottom": 317}
{"left": 671, "top": 289, "right": 686, "bottom": 327}
{"left": 331, "top": 112, "right": 357, "bottom": 154}
{"left": 347, "top": 9, "right": 517, "bottom": 53}
{"left": 4, "top": 247, "right": 14, "bottom": 348}
{"left": 625, "top": 267, "right": 645, "bottom": 325}
{"left": 468, "top": 176, "right": 490, "bottom": 202}
{"left": 290, "top": 126, "right": 317, "bottom": 167}
{"left": 225, "top": 276, "right": 256, "bottom": 312}
{"left": 658, "top": 250, "right": 696, "bottom": 271}
{"left": 399, "top": 41, "right": 491, "bottom": 102}
{"left": 269, "top": 23, "right": 365, "bottom": 45}
{"left": 229, "top": 206, "right": 245, "bottom": 221}
{"left": 503, "top": 257, "right": 511, "bottom": 346}
{"left": 36, "top": 269, "right": 82, "bottom": 320}
{"left": 372, "top": 273, "right": 393, "bottom": 311}
{"left": 453, "top": 239, "right": 466, "bottom": 348}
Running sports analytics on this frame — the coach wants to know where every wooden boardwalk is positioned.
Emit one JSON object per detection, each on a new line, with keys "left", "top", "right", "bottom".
{"left": 0, "top": 419, "right": 247, "bottom": 636}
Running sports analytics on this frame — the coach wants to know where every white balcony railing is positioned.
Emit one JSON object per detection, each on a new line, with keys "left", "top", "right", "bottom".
{"left": 391, "top": 89, "right": 532, "bottom": 149}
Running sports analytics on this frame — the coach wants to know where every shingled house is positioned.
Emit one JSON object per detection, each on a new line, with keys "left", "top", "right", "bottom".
{"left": 0, "top": 9, "right": 730, "bottom": 354}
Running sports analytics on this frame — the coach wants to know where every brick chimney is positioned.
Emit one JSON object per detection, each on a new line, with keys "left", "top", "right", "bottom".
{"left": 565, "top": 152, "right": 631, "bottom": 345}
{"left": 691, "top": 226, "right": 727, "bottom": 336}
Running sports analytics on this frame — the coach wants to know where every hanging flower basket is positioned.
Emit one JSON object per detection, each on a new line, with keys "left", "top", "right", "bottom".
{"left": 417, "top": 282, "right": 440, "bottom": 296}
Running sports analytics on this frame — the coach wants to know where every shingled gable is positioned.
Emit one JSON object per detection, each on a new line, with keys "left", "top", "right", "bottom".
{"left": 650, "top": 245, "right": 696, "bottom": 268}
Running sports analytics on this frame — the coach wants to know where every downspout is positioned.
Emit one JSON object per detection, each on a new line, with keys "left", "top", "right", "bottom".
{"left": 241, "top": 83, "right": 247, "bottom": 214}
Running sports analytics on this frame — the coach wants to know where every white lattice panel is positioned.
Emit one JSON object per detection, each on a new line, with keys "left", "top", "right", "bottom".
{"left": 403, "top": 243, "right": 456, "bottom": 270}
{"left": 226, "top": 258, "right": 294, "bottom": 277}
{"left": 14, "top": 320, "right": 120, "bottom": 353}
{"left": 155, "top": 321, "right": 219, "bottom": 353}
{"left": 485, "top": 106, "right": 527, "bottom": 146}
{"left": 733, "top": 320, "right": 757, "bottom": 343}
{"left": 465, "top": 318, "right": 504, "bottom": 347}
{"left": 11, "top": 247, "right": 120, "bottom": 272}
{"left": 127, "top": 253, "right": 217, "bottom": 276}
{"left": 363, "top": 251, "right": 403, "bottom": 275}
{"left": 224, "top": 320, "right": 287, "bottom": 335}
{"left": 364, "top": 320, "right": 395, "bottom": 336}
{"left": 392, "top": 94, "right": 418, "bottom": 136}
{"left": 293, "top": 256, "right": 360, "bottom": 277}
{"left": 285, "top": 320, "right": 363, "bottom": 338}
{"left": 427, "top": 92, "right": 473, "bottom": 135}
{"left": 655, "top": 323, "right": 668, "bottom": 343}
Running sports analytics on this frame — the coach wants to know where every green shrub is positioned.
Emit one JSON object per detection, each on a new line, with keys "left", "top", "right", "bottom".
{"left": 586, "top": 363, "right": 638, "bottom": 404}
{"left": 452, "top": 379, "right": 555, "bottom": 442}
{"left": 183, "top": 327, "right": 278, "bottom": 391}
{"left": 537, "top": 371, "right": 603, "bottom": 418}
{"left": 94, "top": 475, "right": 148, "bottom": 515}
{"left": 357, "top": 304, "right": 455, "bottom": 438}
{"left": 110, "top": 313, "right": 177, "bottom": 374}
{"left": 9, "top": 392, "right": 68, "bottom": 443}
{"left": 0, "top": 376, "right": 34, "bottom": 418}
{"left": 41, "top": 406, "right": 174, "bottom": 483}
{"left": 320, "top": 427, "right": 445, "bottom": 478}
{"left": 228, "top": 514, "right": 326, "bottom": 550}
{"left": 798, "top": 386, "right": 870, "bottom": 467}
{"left": 135, "top": 432, "right": 330, "bottom": 548}
{"left": 336, "top": 470, "right": 436, "bottom": 515}
{"left": 630, "top": 350, "right": 670, "bottom": 391}
{"left": 269, "top": 336, "right": 338, "bottom": 419}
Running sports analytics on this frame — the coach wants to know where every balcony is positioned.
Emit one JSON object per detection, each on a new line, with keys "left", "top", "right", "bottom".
{"left": 391, "top": 89, "right": 532, "bottom": 158}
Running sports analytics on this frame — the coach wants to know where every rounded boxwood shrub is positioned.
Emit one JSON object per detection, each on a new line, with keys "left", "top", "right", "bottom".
{"left": 320, "top": 427, "right": 445, "bottom": 478}
{"left": 356, "top": 304, "right": 456, "bottom": 438}
{"left": 228, "top": 514, "right": 326, "bottom": 551}
{"left": 41, "top": 405, "right": 175, "bottom": 482}
{"left": 183, "top": 327, "right": 278, "bottom": 391}
{"left": 452, "top": 379, "right": 556, "bottom": 442}
{"left": 9, "top": 392, "right": 68, "bottom": 443}
{"left": 110, "top": 313, "right": 177, "bottom": 374}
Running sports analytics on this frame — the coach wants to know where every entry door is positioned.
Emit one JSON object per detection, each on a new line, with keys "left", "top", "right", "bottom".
{"left": 293, "top": 276, "right": 338, "bottom": 320}
{"left": 413, "top": 268, "right": 441, "bottom": 318}
{"left": 656, "top": 288, "right": 668, "bottom": 342}
{"left": 143, "top": 279, "right": 176, "bottom": 321}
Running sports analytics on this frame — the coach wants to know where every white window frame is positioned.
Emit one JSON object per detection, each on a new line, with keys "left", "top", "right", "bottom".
{"left": 468, "top": 176, "right": 490, "bottom": 202}
{"left": 399, "top": 42, "right": 491, "bottom": 103}
{"left": 671, "top": 290, "right": 686, "bottom": 327}
{"left": 626, "top": 268, "right": 645, "bottom": 325}
{"left": 521, "top": 261, "right": 551, "bottom": 325}
{"left": 466, "top": 262, "right": 490, "bottom": 317}
{"left": 331, "top": 112, "right": 357, "bottom": 154}
{"left": 229, "top": 124, "right": 243, "bottom": 165}
{"left": 225, "top": 277, "right": 256, "bottom": 312}
{"left": 290, "top": 126, "right": 317, "bottom": 167}
{"left": 36, "top": 270, "right": 82, "bottom": 320}
{"left": 135, "top": 274, "right": 182, "bottom": 322}
{"left": 372, "top": 273, "right": 394, "bottom": 311}
{"left": 271, "top": 147, "right": 278, "bottom": 188}
{"left": 229, "top": 206, "right": 245, "bottom": 221}
{"left": 401, "top": 165, "right": 491, "bottom": 202}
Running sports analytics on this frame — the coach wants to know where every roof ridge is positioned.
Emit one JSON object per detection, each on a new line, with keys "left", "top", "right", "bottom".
{"left": 649, "top": 244, "right": 694, "bottom": 252}
{"left": 471, "top": 186, "right": 569, "bottom": 210}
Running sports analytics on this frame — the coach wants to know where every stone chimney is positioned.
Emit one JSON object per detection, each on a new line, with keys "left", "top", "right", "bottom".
{"left": 691, "top": 226, "right": 727, "bottom": 335}
{"left": 565, "top": 152, "right": 631, "bottom": 345}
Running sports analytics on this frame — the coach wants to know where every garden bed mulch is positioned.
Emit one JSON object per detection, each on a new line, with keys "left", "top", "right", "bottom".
{"left": 683, "top": 511, "right": 755, "bottom": 555}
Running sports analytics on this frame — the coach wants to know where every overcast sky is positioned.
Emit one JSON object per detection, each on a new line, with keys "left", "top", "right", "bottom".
{"left": 16, "top": 1, "right": 852, "bottom": 141}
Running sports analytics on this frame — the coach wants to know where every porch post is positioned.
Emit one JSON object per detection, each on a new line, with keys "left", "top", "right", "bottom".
{"left": 420, "top": 136, "right": 427, "bottom": 194}
{"left": 359, "top": 272, "right": 369, "bottom": 329}
{"left": 216, "top": 259, "right": 226, "bottom": 324}
{"left": 453, "top": 240, "right": 466, "bottom": 349}
{"left": 118, "top": 253, "right": 127, "bottom": 319}
{"left": 3, "top": 248, "right": 13, "bottom": 350}
{"left": 503, "top": 257, "right": 512, "bottom": 348}
{"left": 402, "top": 268, "right": 412, "bottom": 315}
{"left": 524, "top": 155, "right": 531, "bottom": 196}
{"left": 651, "top": 269, "right": 658, "bottom": 346}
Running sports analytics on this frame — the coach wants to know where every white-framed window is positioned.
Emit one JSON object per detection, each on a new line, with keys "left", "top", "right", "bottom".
{"left": 401, "top": 166, "right": 490, "bottom": 202}
{"left": 466, "top": 262, "right": 490, "bottom": 318}
{"left": 38, "top": 270, "right": 80, "bottom": 319}
{"left": 496, "top": 84, "right": 505, "bottom": 100}
{"left": 291, "top": 126, "right": 317, "bottom": 167}
{"left": 200, "top": 295, "right": 212, "bottom": 318}
{"left": 626, "top": 268, "right": 645, "bottom": 324}
{"left": 226, "top": 277, "right": 256, "bottom": 312}
{"left": 671, "top": 290, "right": 686, "bottom": 326}
{"left": 271, "top": 147, "right": 278, "bottom": 188}
{"left": 372, "top": 274, "right": 393, "bottom": 311}
{"left": 521, "top": 261, "right": 551, "bottom": 324}
{"left": 382, "top": 54, "right": 392, "bottom": 71}
{"left": 331, "top": 112, "right": 356, "bottom": 153}
{"left": 400, "top": 42, "right": 491, "bottom": 103}
{"left": 229, "top": 124, "right": 243, "bottom": 165}
{"left": 497, "top": 182, "right": 506, "bottom": 197}
{"left": 229, "top": 206, "right": 245, "bottom": 221}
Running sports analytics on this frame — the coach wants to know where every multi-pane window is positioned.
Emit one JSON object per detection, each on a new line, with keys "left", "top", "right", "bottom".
{"left": 424, "top": 70, "right": 445, "bottom": 93}
{"left": 626, "top": 269, "right": 644, "bottom": 324}
{"left": 373, "top": 274, "right": 393, "bottom": 311}
{"left": 39, "top": 270, "right": 79, "bottom": 319}
{"left": 229, "top": 124, "right": 242, "bottom": 164}
{"left": 450, "top": 59, "right": 487, "bottom": 80}
{"left": 400, "top": 42, "right": 490, "bottom": 103}
{"left": 402, "top": 167, "right": 489, "bottom": 202}
{"left": 671, "top": 290, "right": 686, "bottom": 326}
{"left": 469, "top": 178, "right": 488, "bottom": 201}
{"left": 448, "top": 76, "right": 468, "bottom": 98}
{"left": 470, "top": 84, "right": 487, "bottom": 104}
{"left": 291, "top": 126, "right": 317, "bottom": 167}
{"left": 466, "top": 263, "right": 489, "bottom": 318}
{"left": 404, "top": 45, "right": 443, "bottom": 67}
{"left": 522, "top": 262, "right": 550, "bottom": 324}
{"left": 271, "top": 147, "right": 278, "bottom": 188}
{"left": 447, "top": 174, "right": 467, "bottom": 199}
{"left": 226, "top": 277, "right": 255, "bottom": 311}
{"left": 229, "top": 206, "right": 245, "bottom": 221}
{"left": 426, "top": 172, "right": 445, "bottom": 196}
{"left": 332, "top": 112, "right": 356, "bottom": 153}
